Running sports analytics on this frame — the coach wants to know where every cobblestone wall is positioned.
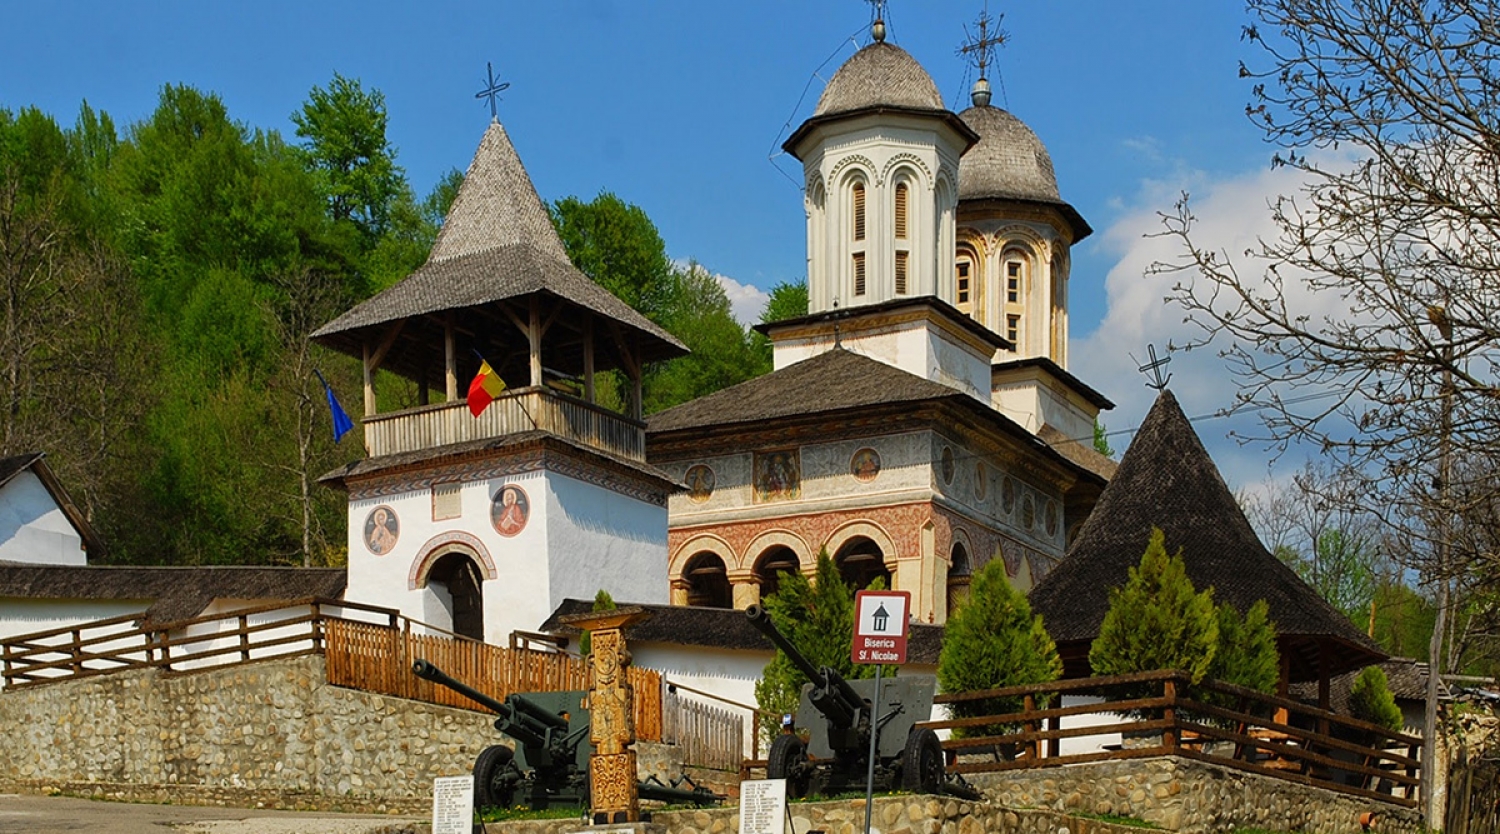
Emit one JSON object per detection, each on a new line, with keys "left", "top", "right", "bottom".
{"left": 973, "top": 757, "right": 1423, "bottom": 834}
{"left": 0, "top": 655, "right": 493, "bottom": 813}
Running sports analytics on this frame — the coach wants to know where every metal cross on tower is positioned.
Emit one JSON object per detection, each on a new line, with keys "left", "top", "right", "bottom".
{"left": 1131, "top": 343, "right": 1173, "bottom": 391}
{"left": 475, "top": 62, "right": 510, "bottom": 121}
{"left": 958, "top": 4, "right": 1008, "bottom": 80}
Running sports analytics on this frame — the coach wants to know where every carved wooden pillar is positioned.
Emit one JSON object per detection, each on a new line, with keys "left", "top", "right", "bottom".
{"left": 560, "top": 607, "right": 652, "bottom": 825}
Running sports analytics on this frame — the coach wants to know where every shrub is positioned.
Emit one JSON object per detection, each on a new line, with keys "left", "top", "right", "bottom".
{"left": 1089, "top": 527, "right": 1219, "bottom": 684}
{"left": 937, "top": 558, "right": 1061, "bottom": 738}
{"left": 577, "top": 588, "right": 615, "bottom": 657}
{"left": 1349, "top": 665, "right": 1403, "bottom": 732}
{"left": 1199, "top": 599, "right": 1279, "bottom": 715}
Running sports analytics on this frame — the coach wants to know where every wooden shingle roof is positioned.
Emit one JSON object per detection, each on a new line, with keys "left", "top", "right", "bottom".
{"left": 311, "top": 121, "right": 685, "bottom": 379}
{"left": 1029, "top": 389, "right": 1385, "bottom": 682}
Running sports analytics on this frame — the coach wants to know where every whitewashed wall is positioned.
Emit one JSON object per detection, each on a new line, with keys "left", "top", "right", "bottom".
{"left": 0, "top": 470, "right": 86, "bottom": 566}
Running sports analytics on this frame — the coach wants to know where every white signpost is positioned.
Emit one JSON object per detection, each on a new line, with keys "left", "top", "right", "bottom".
{"left": 432, "top": 775, "right": 475, "bottom": 834}
{"left": 852, "top": 590, "right": 910, "bottom": 834}
{"left": 738, "top": 778, "right": 789, "bottom": 834}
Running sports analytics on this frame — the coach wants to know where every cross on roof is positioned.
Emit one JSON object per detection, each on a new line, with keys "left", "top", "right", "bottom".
{"left": 1131, "top": 343, "right": 1173, "bottom": 391}
{"left": 958, "top": 4, "right": 1009, "bottom": 79}
{"left": 475, "top": 62, "right": 510, "bottom": 121}
{"left": 865, "top": 0, "right": 888, "bottom": 24}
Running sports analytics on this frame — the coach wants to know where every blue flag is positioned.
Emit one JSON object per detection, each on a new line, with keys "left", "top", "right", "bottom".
{"left": 315, "top": 370, "right": 354, "bottom": 443}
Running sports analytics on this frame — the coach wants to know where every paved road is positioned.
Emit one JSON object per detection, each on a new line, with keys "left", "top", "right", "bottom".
{"left": 0, "top": 793, "right": 425, "bottom": 834}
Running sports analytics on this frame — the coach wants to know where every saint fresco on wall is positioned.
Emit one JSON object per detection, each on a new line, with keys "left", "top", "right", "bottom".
{"left": 754, "top": 449, "right": 800, "bottom": 502}
{"left": 685, "top": 464, "right": 715, "bottom": 503}
{"left": 850, "top": 448, "right": 881, "bottom": 483}
{"left": 491, "top": 484, "right": 530, "bottom": 537}
{"left": 364, "top": 505, "right": 400, "bottom": 555}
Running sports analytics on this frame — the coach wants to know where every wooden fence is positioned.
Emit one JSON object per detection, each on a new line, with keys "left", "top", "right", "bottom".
{"left": 1, "top": 598, "right": 660, "bottom": 742}
{"left": 922, "top": 670, "right": 1423, "bottom": 808}
{"left": 662, "top": 687, "right": 743, "bottom": 771}
{"left": 1445, "top": 743, "right": 1500, "bottom": 834}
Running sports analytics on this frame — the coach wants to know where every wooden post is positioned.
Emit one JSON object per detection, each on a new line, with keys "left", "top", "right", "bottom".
{"left": 239, "top": 614, "right": 251, "bottom": 662}
{"left": 444, "top": 313, "right": 458, "bottom": 401}
{"left": 560, "top": 607, "right": 653, "bottom": 825}
{"left": 362, "top": 341, "right": 376, "bottom": 416}
{"left": 583, "top": 316, "right": 596, "bottom": 402}
{"left": 1024, "top": 693, "right": 1040, "bottom": 759}
{"left": 1048, "top": 712, "right": 1060, "bottom": 758}
{"left": 1162, "top": 678, "right": 1178, "bottom": 751}
{"left": 529, "top": 297, "right": 542, "bottom": 388}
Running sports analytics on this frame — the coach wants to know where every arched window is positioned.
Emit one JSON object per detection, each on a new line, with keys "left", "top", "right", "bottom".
{"left": 947, "top": 543, "right": 972, "bottom": 616}
{"left": 894, "top": 182, "right": 909, "bottom": 295}
{"left": 835, "top": 536, "right": 891, "bottom": 591}
{"left": 1003, "top": 250, "right": 1029, "bottom": 351}
{"left": 753, "top": 546, "right": 801, "bottom": 601}
{"left": 683, "top": 551, "right": 733, "bottom": 609}
{"left": 851, "top": 181, "right": 868, "bottom": 297}
{"left": 955, "top": 243, "right": 980, "bottom": 318}
{"left": 427, "top": 551, "right": 485, "bottom": 640}
{"left": 1050, "top": 254, "right": 1067, "bottom": 363}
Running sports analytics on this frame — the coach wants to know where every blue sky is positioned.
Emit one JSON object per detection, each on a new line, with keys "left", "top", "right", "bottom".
{"left": 1, "top": 1, "right": 1307, "bottom": 492}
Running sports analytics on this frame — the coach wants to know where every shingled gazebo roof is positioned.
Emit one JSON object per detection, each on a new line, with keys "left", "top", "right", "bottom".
{"left": 311, "top": 120, "right": 685, "bottom": 382}
{"left": 1029, "top": 389, "right": 1385, "bottom": 683}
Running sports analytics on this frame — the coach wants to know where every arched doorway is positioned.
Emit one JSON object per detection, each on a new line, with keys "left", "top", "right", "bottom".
{"left": 834, "top": 536, "right": 891, "bottom": 591}
{"left": 947, "top": 542, "right": 972, "bottom": 616}
{"left": 753, "top": 546, "right": 801, "bottom": 601}
{"left": 683, "top": 551, "right": 733, "bottom": 609}
{"left": 427, "top": 551, "right": 485, "bottom": 640}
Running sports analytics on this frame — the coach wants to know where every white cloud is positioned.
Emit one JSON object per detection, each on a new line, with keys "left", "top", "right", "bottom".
{"left": 717, "top": 273, "right": 772, "bottom": 329}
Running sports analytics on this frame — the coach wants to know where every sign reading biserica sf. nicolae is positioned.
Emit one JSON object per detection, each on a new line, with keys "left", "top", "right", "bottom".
{"left": 851, "top": 590, "right": 909, "bottom": 665}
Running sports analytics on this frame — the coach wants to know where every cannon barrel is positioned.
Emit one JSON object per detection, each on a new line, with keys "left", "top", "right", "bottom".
{"left": 745, "top": 605, "right": 866, "bottom": 729}
{"left": 412, "top": 658, "right": 509, "bottom": 715}
{"left": 637, "top": 775, "right": 724, "bottom": 807}
{"left": 507, "top": 692, "right": 571, "bottom": 731}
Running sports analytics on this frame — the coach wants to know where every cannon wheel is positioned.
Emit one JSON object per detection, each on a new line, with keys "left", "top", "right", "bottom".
{"left": 473, "top": 745, "right": 517, "bottom": 809}
{"left": 767, "top": 733, "right": 810, "bottom": 798}
{"left": 900, "top": 728, "right": 945, "bottom": 794}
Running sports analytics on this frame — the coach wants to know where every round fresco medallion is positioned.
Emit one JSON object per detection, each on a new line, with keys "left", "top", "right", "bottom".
{"left": 975, "top": 463, "right": 988, "bottom": 500}
{"left": 1045, "top": 500, "right": 1059, "bottom": 537}
{"left": 491, "top": 484, "right": 531, "bottom": 537}
{"left": 1021, "top": 494, "right": 1036, "bottom": 531}
{"left": 850, "top": 448, "right": 881, "bottom": 483}
{"left": 940, "top": 446, "right": 955, "bottom": 484}
{"left": 685, "top": 464, "right": 715, "bottom": 503}
{"left": 363, "top": 505, "right": 399, "bottom": 555}
{"left": 1001, "top": 476, "right": 1017, "bottom": 513}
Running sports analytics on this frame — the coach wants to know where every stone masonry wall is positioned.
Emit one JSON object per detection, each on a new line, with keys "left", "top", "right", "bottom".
{"left": 0, "top": 655, "right": 494, "bottom": 813}
{"left": 973, "top": 757, "right": 1423, "bottom": 834}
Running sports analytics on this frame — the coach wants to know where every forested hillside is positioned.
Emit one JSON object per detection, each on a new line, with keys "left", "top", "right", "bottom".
{"left": 0, "top": 77, "right": 785, "bottom": 567}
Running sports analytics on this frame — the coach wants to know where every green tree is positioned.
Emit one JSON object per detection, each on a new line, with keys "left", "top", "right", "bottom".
{"left": 1090, "top": 527, "right": 1220, "bottom": 685}
{"left": 1201, "top": 600, "right": 1279, "bottom": 713}
{"left": 1349, "top": 665, "right": 1403, "bottom": 733}
{"left": 552, "top": 192, "right": 673, "bottom": 323}
{"left": 578, "top": 589, "right": 617, "bottom": 657}
{"left": 753, "top": 549, "right": 884, "bottom": 745}
{"left": 937, "top": 559, "right": 1061, "bottom": 738}
{"left": 645, "top": 262, "right": 765, "bottom": 412}
{"left": 291, "top": 73, "right": 403, "bottom": 241}
{"left": 752, "top": 278, "right": 809, "bottom": 365}
{"left": 1093, "top": 419, "right": 1115, "bottom": 458}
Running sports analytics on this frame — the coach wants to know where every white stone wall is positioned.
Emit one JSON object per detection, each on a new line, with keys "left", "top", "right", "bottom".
{"left": 0, "top": 470, "right": 86, "bottom": 565}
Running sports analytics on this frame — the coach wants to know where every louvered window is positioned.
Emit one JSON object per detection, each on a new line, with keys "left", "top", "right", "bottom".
{"left": 956, "top": 260, "right": 971, "bottom": 304}
{"left": 895, "top": 251, "right": 908, "bottom": 294}
{"left": 894, "top": 183, "right": 908, "bottom": 239}
{"left": 1007, "top": 260, "right": 1021, "bottom": 302}
{"left": 1007, "top": 314, "right": 1020, "bottom": 346}
{"left": 853, "top": 183, "right": 866, "bottom": 241}
{"left": 854, "top": 252, "right": 867, "bottom": 296}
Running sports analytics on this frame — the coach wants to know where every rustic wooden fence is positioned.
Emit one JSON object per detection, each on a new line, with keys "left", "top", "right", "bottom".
{"left": 922, "top": 669, "right": 1423, "bottom": 808}
{"left": 1445, "top": 743, "right": 1500, "bottom": 834}
{"left": 661, "top": 686, "right": 743, "bottom": 771}
{"left": 1, "top": 597, "right": 661, "bottom": 742}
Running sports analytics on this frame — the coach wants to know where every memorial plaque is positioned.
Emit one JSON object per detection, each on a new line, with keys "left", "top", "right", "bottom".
{"left": 432, "top": 775, "right": 474, "bottom": 834}
{"left": 738, "top": 778, "right": 788, "bottom": 834}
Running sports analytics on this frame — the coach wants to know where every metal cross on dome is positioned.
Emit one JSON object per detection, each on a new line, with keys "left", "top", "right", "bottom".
{"left": 475, "top": 62, "right": 510, "bottom": 121}
{"left": 958, "top": 3, "right": 1009, "bottom": 78}
{"left": 1132, "top": 343, "right": 1174, "bottom": 391}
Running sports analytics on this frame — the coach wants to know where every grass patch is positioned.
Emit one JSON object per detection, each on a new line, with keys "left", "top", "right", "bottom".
{"left": 476, "top": 805, "right": 590, "bottom": 823}
{"left": 1070, "top": 811, "right": 1159, "bottom": 829}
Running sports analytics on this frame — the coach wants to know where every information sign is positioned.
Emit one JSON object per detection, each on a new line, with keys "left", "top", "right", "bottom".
{"left": 739, "top": 778, "right": 789, "bottom": 834}
{"left": 852, "top": 589, "right": 909, "bottom": 665}
{"left": 431, "top": 775, "right": 474, "bottom": 834}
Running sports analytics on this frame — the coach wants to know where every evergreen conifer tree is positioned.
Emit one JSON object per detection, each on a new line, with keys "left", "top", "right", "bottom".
{"left": 1089, "top": 527, "right": 1219, "bottom": 685}
{"left": 1200, "top": 599, "right": 1279, "bottom": 713}
{"left": 1349, "top": 665, "right": 1403, "bottom": 732}
{"left": 937, "top": 558, "right": 1061, "bottom": 738}
{"left": 578, "top": 588, "right": 615, "bottom": 657}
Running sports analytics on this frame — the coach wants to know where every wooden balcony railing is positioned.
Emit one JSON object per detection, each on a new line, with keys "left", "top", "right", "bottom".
{"left": 362, "top": 387, "right": 646, "bottom": 462}
{"left": 921, "top": 670, "right": 1423, "bottom": 808}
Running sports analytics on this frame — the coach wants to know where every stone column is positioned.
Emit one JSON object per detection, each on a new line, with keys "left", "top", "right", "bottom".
{"left": 669, "top": 578, "right": 690, "bottom": 607}
{"left": 728, "top": 570, "right": 760, "bottom": 610}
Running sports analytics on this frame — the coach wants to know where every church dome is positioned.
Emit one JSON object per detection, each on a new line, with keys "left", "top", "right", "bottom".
{"left": 814, "top": 42, "right": 946, "bottom": 117}
{"left": 956, "top": 104, "right": 1061, "bottom": 203}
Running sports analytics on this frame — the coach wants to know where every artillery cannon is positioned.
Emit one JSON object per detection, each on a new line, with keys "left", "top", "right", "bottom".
{"left": 411, "top": 659, "right": 723, "bottom": 810}
{"left": 746, "top": 604, "right": 972, "bottom": 799}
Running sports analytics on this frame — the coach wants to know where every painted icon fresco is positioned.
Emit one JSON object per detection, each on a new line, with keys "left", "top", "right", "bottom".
{"left": 754, "top": 449, "right": 801, "bottom": 502}
{"left": 685, "top": 464, "right": 715, "bottom": 503}
{"left": 491, "top": 484, "right": 531, "bottom": 537}
{"left": 850, "top": 448, "right": 881, "bottom": 483}
{"left": 940, "top": 446, "right": 955, "bottom": 484}
{"left": 363, "top": 505, "right": 400, "bottom": 555}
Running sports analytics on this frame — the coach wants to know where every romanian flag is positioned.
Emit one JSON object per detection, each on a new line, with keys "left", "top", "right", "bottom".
{"left": 467, "top": 358, "right": 507, "bottom": 416}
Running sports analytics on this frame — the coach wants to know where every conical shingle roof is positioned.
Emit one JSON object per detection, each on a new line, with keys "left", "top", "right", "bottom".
{"left": 1029, "top": 389, "right": 1385, "bottom": 682}
{"left": 312, "top": 121, "right": 685, "bottom": 371}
